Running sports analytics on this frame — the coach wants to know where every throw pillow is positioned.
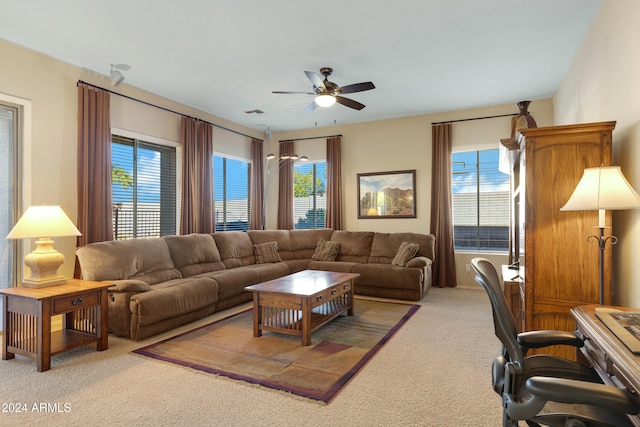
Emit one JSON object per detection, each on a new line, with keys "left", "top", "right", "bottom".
{"left": 311, "top": 239, "right": 341, "bottom": 261}
{"left": 253, "top": 241, "right": 282, "bottom": 264}
{"left": 392, "top": 242, "right": 419, "bottom": 266}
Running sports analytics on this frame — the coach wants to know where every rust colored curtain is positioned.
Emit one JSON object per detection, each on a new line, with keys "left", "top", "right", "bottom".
{"left": 180, "top": 117, "right": 213, "bottom": 234}
{"left": 325, "top": 136, "right": 343, "bottom": 230}
{"left": 76, "top": 84, "right": 113, "bottom": 277}
{"left": 277, "top": 141, "right": 294, "bottom": 230}
{"left": 250, "top": 139, "right": 264, "bottom": 230}
{"left": 430, "top": 123, "right": 457, "bottom": 287}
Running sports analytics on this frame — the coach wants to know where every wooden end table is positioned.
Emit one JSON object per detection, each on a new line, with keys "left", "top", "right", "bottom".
{"left": 1, "top": 279, "right": 111, "bottom": 372}
{"left": 245, "top": 270, "right": 359, "bottom": 346}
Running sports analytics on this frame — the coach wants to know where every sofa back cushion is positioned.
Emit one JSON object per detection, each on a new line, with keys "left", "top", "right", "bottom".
{"left": 289, "top": 229, "right": 335, "bottom": 259}
{"left": 76, "top": 237, "right": 181, "bottom": 284}
{"left": 330, "top": 230, "right": 374, "bottom": 263}
{"left": 369, "top": 232, "right": 436, "bottom": 264}
{"left": 247, "top": 230, "right": 293, "bottom": 260}
{"left": 212, "top": 231, "right": 255, "bottom": 268}
{"left": 164, "top": 234, "right": 226, "bottom": 277}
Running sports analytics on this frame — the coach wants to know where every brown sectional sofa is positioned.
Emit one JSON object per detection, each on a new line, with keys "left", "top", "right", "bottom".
{"left": 76, "top": 229, "right": 435, "bottom": 341}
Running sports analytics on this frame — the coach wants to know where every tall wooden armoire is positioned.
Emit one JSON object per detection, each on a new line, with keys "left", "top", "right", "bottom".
{"left": 517, "top": 121, "right": 615, "bottom": 360}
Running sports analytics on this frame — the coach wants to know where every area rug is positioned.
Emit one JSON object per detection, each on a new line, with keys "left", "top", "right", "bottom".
{"left": 133, "top": 298, "right": 419, "bottom": 403}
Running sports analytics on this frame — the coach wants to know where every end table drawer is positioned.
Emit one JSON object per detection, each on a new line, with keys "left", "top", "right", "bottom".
{"left": 53, "top": 292, "right": 98, "bottom": 314}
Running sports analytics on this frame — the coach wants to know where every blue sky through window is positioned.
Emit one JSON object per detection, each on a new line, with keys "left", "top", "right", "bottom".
{"left": 452, "top": 149, "right": 509, "bottom": 193}
{"left": 112, "top": 143, "right": 162, "bottom": 203}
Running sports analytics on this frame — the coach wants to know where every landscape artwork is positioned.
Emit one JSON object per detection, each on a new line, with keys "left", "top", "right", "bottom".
{"left": 357, "top": 170, "right": 416, "bottom": 218}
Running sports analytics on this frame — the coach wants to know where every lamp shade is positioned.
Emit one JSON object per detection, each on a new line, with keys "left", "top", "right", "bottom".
{"left": 561, "top": 166, "right": 640, "bottom": 211}
{"left": 6, "top": 205, "right": 82, "bottom": 239}
{"left": 315, "top": 94, "right": 336, "bottom": 107}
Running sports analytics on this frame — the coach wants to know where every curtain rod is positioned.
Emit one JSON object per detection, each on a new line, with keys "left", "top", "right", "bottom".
{"left": 278, "top": 134, "right": 343, "bottom": 143}
{"left": 431, "top": 113, "right": 517, "bottom": 125}
{"left": 77, "top": 80, "right": 262, "bottom": 142}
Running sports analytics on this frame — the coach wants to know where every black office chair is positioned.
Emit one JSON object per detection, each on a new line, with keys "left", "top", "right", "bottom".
{"left": 471, "top": 257, "right": 640, "bottom": 427}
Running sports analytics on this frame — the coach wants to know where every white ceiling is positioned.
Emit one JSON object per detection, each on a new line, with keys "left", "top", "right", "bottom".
{"left": 0, "top": 0, "right": 601, "bottom": 134}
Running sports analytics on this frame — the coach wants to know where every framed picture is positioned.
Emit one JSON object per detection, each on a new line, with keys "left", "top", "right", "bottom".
{"left": 357, "top": 170, "right": 416, "bottom": 218}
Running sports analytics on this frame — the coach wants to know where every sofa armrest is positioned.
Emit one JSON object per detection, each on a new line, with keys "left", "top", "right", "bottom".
{"left": 108, "top": 279, "right": 153, "bottom": 293}
{"left": 405, "top": 256, "right": 431, "bottom": 268}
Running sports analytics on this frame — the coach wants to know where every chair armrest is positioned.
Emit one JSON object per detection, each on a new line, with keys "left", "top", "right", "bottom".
{"left": 526, "top": 376, "right": 640, "bottom": 415}
{"left": 517, "top": 330, "right": 584, "bottom": 349}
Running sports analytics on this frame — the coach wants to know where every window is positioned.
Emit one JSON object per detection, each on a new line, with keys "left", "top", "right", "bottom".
{"left": 294, "top": 162, "right": 326, "bottom": 229}
{"left": 111, "top": 136, "right": 177, "bottom": 239}
{"left": 213, "top": 155, "right": 251, "bottom": 231}
{"left": 1, "top": 103, "right": 19, "bottom": 290}
{"left": 451, "top": 149, "right": 509, "bottom": 251}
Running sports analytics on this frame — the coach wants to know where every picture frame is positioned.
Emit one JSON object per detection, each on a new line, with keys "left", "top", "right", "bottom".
{"left": 357, "top": 170, "right": 416, "bottom": 218}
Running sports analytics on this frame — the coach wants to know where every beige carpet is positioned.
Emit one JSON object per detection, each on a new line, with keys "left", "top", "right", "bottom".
{"left": 0, "top": 287, "right": 503, "bottom": 426}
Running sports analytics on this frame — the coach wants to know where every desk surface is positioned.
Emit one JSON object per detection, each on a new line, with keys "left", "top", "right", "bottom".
{"left": 572, "top": 304, "right": 640, "bottom": 426}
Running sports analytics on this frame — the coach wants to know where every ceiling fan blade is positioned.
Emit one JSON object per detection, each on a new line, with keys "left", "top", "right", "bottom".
{"left": 305, "top": 100, "right": 318, "bottom": 112}
{"left": 304, "top": 71, "right": 326, "bottom": 90}
{"left": 335, "top": 96, "right": 365, "bottom": 110}
{"left": 338, "top": 81, "right": 375, "bottom": 94}
{"left": 272, "top": 91, "right": 316, "bottom": 95}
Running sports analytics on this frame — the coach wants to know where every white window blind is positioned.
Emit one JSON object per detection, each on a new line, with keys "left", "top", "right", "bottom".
{"left": 294, "top": 162, "right": 326, "bottom": 229}
{"left": 451, "top": 149, "right": 509, "bottom": 251}
{"left": 213, "top": 155, "right": 251, "bottom": 231}
{"left": 112, "top": 135, "right": 177, "bottom": 239}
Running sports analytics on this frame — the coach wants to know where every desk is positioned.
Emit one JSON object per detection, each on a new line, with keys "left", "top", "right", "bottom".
{"left": 572, "top": 305, "right": 640, "bottom": 426}
{"left": 1, "top": 279, "right": 111, "bottom": 371}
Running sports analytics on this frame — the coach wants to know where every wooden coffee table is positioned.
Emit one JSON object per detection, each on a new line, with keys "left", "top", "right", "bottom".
{"left": 245, "top": 270, "right": 359, "bottom": 345}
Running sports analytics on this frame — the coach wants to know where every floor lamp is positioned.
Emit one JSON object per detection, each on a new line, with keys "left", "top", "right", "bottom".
{"left": 561, "top": 166, "right": 640, "bottom": 304}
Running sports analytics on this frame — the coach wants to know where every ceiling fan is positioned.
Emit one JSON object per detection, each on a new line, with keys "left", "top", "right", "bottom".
{"left": 272, "top": 67, "right": 375, "bottom": 112}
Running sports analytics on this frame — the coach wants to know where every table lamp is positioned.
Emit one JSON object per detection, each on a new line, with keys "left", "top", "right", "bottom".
{"left": 6, "top": 205, "right": 82, "bottom": 288}
{"left": 561, "top": 166, "right": 640, "bottom": 304}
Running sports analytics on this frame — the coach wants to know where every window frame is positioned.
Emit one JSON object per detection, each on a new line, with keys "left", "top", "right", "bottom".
{"left": 213, "top": 152, "right": 252, "bottom": 232}
{"left": 111, "top": 134, "right": 178, "bottom": 239}
{"left": 293, "top": 160, "right": 327, "bottom": 230}
{"left": 451, "top": 148, "right": 510, "bottom": 253}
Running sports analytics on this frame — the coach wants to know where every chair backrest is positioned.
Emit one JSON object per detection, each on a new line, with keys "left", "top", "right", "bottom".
{"left": 471, "top": 258, "right": 524, "bottom": 365}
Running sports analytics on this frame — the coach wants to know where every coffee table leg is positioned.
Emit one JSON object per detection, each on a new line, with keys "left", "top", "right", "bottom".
{"left": 347, "top": 280, "right": 355, "bottom": 316}
{"left": 252, "top": 293, "right": 262, "bottom": 337}
{"left": 301, "top": 297, "right": 311, "bottom": 346}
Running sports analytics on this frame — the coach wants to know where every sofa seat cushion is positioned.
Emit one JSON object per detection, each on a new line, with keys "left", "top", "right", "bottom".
{"left": 308, "top": 260, "right": 357, "bottom": 273}
{"left": 76, "top": 237, "right": 181, "bottom": 285}
{"left": 164, "top": 234, "right": 225, "bottom": 277}
{"left": 130, "top": 277, "right": 218, "bottom": 326}
{"left": 330, "top": 231, "right": 374, "bottom": 263}
{"left": 353, "top": 264, "right": 423, "bottom": 290}
{"left": 282, "top": 259, "right": 311, "bottom": 274}
{"left": 241, "top": 262, "right": 290, "bottom": 282}
{"left": 212, "top": 231, "right": 256, "bottom": 268}
{"left": 198, "top": 268, "right": 259, "bottom": 301}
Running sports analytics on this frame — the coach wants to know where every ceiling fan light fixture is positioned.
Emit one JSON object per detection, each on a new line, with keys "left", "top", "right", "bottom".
{"left": 315, "top": 94, "right": 336, "bottom": 108}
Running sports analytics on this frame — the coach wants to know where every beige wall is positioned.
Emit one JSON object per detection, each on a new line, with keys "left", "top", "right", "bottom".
{"left": 554, "top": 1, "right": 640, "bottom": 307}
{"left": 1, "top": 36, "right": 556, "bottom": 288}
{"left": 0, "top": 39, "right": 262, "bottom": 281}
{"left": 273, "top": 99, "right": 554, "bottom": 288}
